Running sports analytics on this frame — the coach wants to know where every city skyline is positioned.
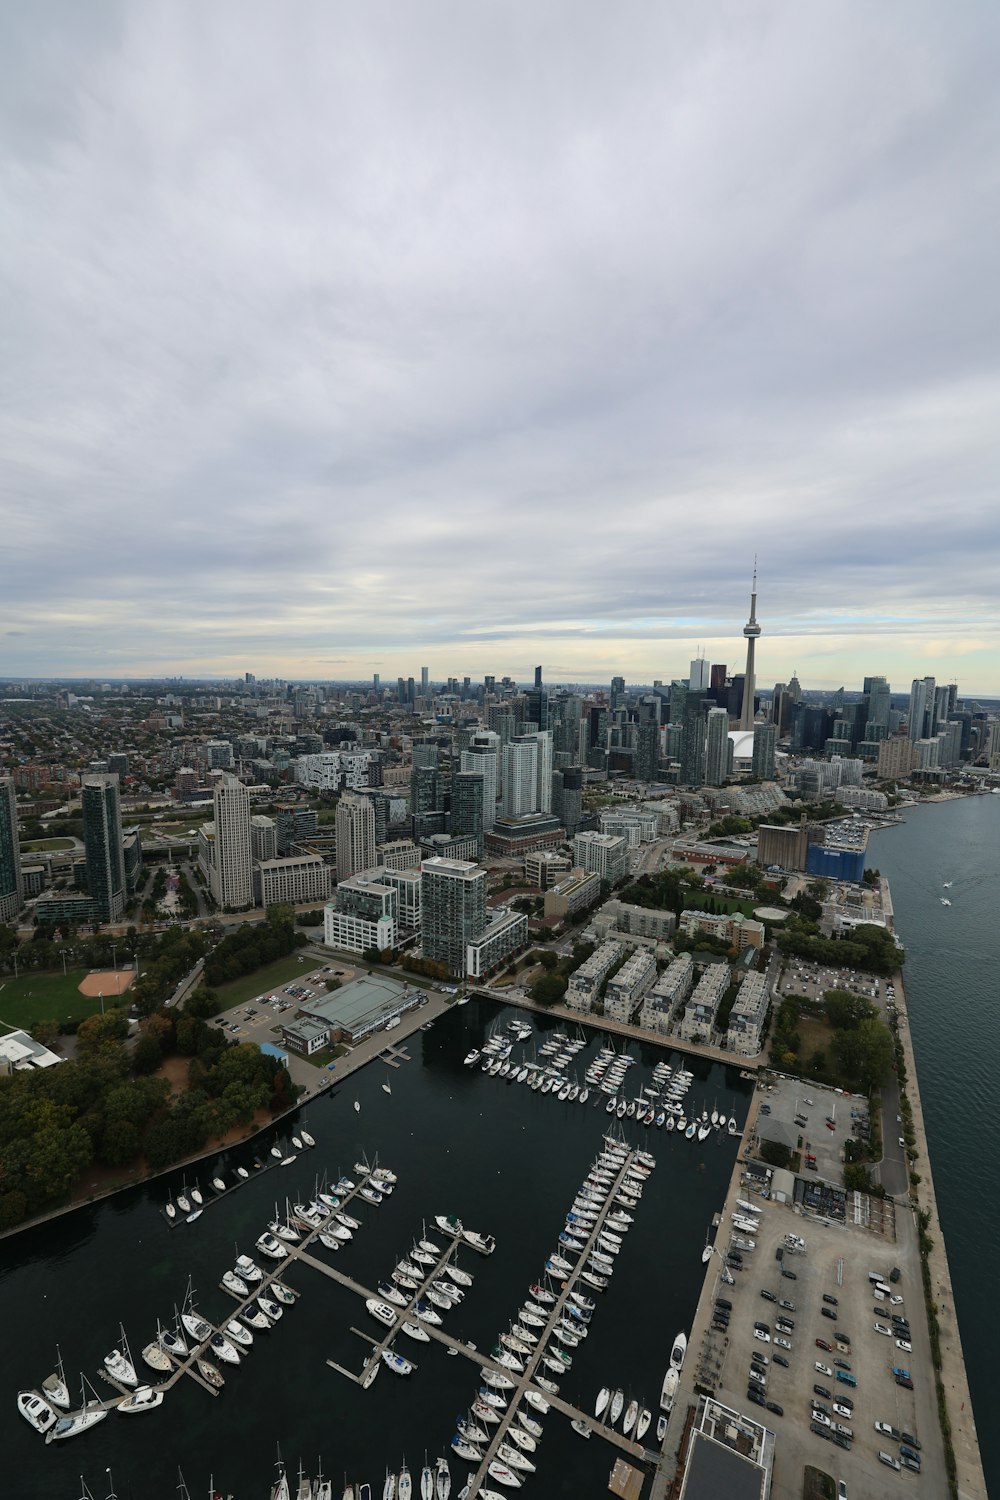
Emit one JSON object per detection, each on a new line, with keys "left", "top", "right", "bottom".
{"left": 2, "top": 4, "right": 998, "bottom": 689}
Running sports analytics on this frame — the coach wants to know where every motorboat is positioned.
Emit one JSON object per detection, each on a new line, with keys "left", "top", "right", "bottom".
{"left": 660, "top": 1366, "right": 679, "bottom": 1412}
{"left": 462, "top": 1229, "right": 496, "bottom": 1256}
{"left": 366, "top": 1299, "right": 398, "bottom": 1329}
{"left": 319, "top": 1233, "right": 342, "bottom": 1252}
{"left": 223, "top": 1271, "right": 250, "bottom": 1297}
{"left": 571, "top": 1419, "right": 591, "bottom": 1439}
{"left": 242, "top": 1301, "right": 271, "bottom": 1331}
{"left": 657, "top": 1414, "right": 668, "bottom": 1442}
{"left": 434, "top": 1214, "right": 464, "bottom": 1237}
{"left": 235, "top": 1254, "right": 263, "bottom": 1282}
{"left": 17, "top": 1391, "right": 58, "bottom": 1434}
{"left": 209, "top": 1333, "right": 241, "bottom": 1365}
{"left": 226, "top": 1319, "right": 253, "bottom": 1347}
{"left": 258, "top": 1296, "right": 283, "bottom": 1322}
{"left": 256, "top": 1233, "right": 289, "bottom": 1260}
{"left": 524, "top": 1389, "right": 550, "bottom": 1414}
{"left": 669, "top": 1331, "right": 687, "bottom": 1371}
{"left": 382, "top": 1350, "right": 414, "bottom": 1376}
{"left": 117, "top": 1385, "right": 164, "bottom": 1415}
{"left": 636, "top": 1407, "right": 652, "bottom": 1441}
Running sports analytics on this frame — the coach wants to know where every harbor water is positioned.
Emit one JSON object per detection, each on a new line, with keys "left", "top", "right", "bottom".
{"left": 0, "top": 1001, "right": 752, "bottom": 1500}
{"left": 867, "top": 794, "right": 999, "bottom": 1495}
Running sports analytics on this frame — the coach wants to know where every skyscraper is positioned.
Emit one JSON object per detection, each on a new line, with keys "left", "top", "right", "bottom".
{"left": 212, "top": 774, "right": 252, "bottom": 910}
{"left": 502, "top": 738, "right": 538, "bottom": 818}
{"left": 908, "top": 678, "right": 930, "bottom": 742}
{"left": 420, "top": 857, "right": 487, "bottom": 977}
{"left": 738, "top": 568, "right": 762, "bottom": 732}
{"left": 420, "top": 666, "right": 429, "bottom": 694}
{"left": 81, "top": 773, "right": 126, "bottom": 923}
{"left": 704, "top": 707, "right": 730, "bottom": 786}
{"left": 679, "top": 691, "right": 707, "bottom": 785}
{"left": 336, "top": 793, "right": 376, "bottom": 883}
{"left": 0, "top": 776, "right": 23, "bottom": 925}
{"left": 689, "top": 656, "right": 711, "bottom": 692}
{"left": 752, "top": 722, "right": 777, "bottom": 779}
{"left": 460, "top": 731, "right": 500, "bottom": 829}
{"left": 451, "top": 771, "right": 485, "bottom": 856}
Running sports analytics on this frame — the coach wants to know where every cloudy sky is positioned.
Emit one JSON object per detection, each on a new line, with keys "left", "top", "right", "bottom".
{"left": 2, "top": 2, "right": 998, "bottom": 691}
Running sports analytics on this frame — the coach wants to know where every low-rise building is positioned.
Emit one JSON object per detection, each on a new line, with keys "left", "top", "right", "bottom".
{"left": 677, "top": 960, "right": 730, "bottom": 1042}
{"left": 603, "top": 949, "right": 657, "bottom": 1023}
{"left": 279, "top": 1015, "right": 331, "bottom": 1057}
{"left": 543, "top": 868, "right": 600, "bottom": 921}
{"left": 466, "top": 907, "right": 528, "bottom": 979}
{"left": 639, "top": 953, "right": 694, "bottom": 1035}
{"left": 679, "top": 910, "right": 765, "bottom": 950}
{"left": 566, "top": 939, "right": 624, "bottom": 1013}
{"left": 597, "top": 900, "right": 676, "bottom": 943}
{"left": 524, "top": 850, "right": 571, "bottom": 889}
{"left": 726, "top": 971, "right": 771, "bottom": 1056}
{"left": 295, "top": 972, "right": 418, "bottom": 1044}
{"left": 324, "top": 874, "right": 398, "bottom": 954}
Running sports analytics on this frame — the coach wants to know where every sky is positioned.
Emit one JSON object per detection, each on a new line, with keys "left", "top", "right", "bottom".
{"left": 2, "top": 2, "right": 999, "bottom": 692}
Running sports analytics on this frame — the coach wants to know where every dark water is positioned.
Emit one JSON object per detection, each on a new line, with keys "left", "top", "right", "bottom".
{"left": 868, "top": 796, "right": 998, "bottom": 1495}
{"left": 2, "top": 1000, "right": 752, "bottom": 1500}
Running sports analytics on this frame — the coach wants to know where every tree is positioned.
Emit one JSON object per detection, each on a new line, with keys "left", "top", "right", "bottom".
{"left": 824, "top": 991, "right": 877, "bottom": 1030}
{"left": 183, "top": 986, "right": 220, "bottom": 1019}
{"left": 530, "top": 973, "right": 567, "bottom": 1006}
{"left": 536, "top": 950, "right": 558, "bottom": 971}
{"left": 29, "top": 1018, "right": 60, "bottom": 1048}
{"left": 132, "top": 1034, "right": 164, "bottom": 1075}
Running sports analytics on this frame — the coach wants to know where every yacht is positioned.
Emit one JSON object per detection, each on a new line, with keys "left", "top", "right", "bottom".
{"left": 235, "top": 1254, "right": 264, "bottom": 1282}
{"left": 209, "top": 1332, "right": 241, "bottom": 1365}
{"left": 142, "top": 1341, "right": 173, "bottom": 1374}
{"left": 462, "top": 1229, "right": 496, "bottom": 1256}
{"left": 366, "top": 1299, "right": 398, "bottom": 1329}
{"left": 17, "top": 1391, "right": 58, "bottom": 1434}
{"left": 660, "top": 1366, "right": 679, "bottom": 1411}
{"left": 669, "top": 1331, "right": 687, "bottom": 1371}
{"left": 223, "top": 1270, "right": 250, "bottom": 1297}
{"left": 401, "top": 1320, "right": 430, "bottom": 1343}
{"left": 103, "top": 1326, "right": 138, "bottom": 1387}
{"left": 381, "top": 1350, "right": 414, "bottom": 1377}
{"left": 226, "top": 1319, "right": 253, "bottom": 1347}
{"left": 47, "top": 1377, "right": 108, "bottom": 1443}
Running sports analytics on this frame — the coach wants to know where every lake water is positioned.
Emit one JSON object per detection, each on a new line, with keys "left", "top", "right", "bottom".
{"left": 1, "top": 1000, "right": 752, "bottom": 1500}
{"left": 867, "top": 794, "right": 999, "bottom": 1496}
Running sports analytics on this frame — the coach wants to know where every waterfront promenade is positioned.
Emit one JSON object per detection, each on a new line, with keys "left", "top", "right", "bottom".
{"left": 893, "top": 968, "right": 986, "bottom": 1500}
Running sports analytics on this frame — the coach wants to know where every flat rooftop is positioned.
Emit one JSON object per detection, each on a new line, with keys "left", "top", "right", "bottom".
{"left": 300, "top": 972, "right": 410, "bottom": 1029}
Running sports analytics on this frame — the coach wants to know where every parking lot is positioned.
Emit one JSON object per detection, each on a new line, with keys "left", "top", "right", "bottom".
{"left": 210, "top": 961, "right": 355, "bottom": 1055}
{"left": 701, "top": 1175, "right": 944, "bottom": 1497}
{"left": 778, "top": 957, "right": 885, "bottom": 1007}
{"left": 757, "top": 1075, "right": 870, "bottom": 1188}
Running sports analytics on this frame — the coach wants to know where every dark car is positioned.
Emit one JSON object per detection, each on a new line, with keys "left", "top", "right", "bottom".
{"left": 779, "top": 1299, "right": 796, "bottom": 1311}
{"left": 716, "top": 1298, "right": 733, "bottom": 1311}
{"left": 814, "top": 1384, "right": 832, "bottom": 1399}
{"left": 831, "top": 1434, "right": 852, "bottom": 1451}
{"left": 834, "top": 1359, "right": 852, "bottom": 1371}
{"left": 821, "top": 1307, "right": 838, "bottom": 1320}
{"left": 901, "top": 1456, "right": 921, "bottom": 1473}
{"left": 754, "top": 1322, "right": 771, "bottom": 1334}
{"left": 815, "top": 1338, "right": 833, "bottom": 1352}
{"left": 775, "top": 1246, "right": 784, "bottom": 1260}
{"left": 760, "top": 1289, "right": 777, "bottom": 1303}
{"left": 776, "top": 1318, "right": 795, "bottom": 1332}
{"left": 900, "top": 1446, "right": 921, "bottom": 1465}
{"left": 822, "top": 1293, "right": 839, "bottom": 1306}
{"left": 751, "top": 1351, "right": 769, "bottom": 1367}
{"left": 812, "top": 1402, "right": 832, "bottom": 1418}
{"left": 896, "top": 1375, "right": 914, "bottom": 1390}
{"left": 900, "top": 1432, "right": 922, "bottom": 1452}
{"left": 766, "top": 1401, "right": 784, "bottom": 1416}
{"left": 782, "top": 1268, "right": 797, "bottom": 1280}
{"left": 836, "top": 1396, "right": 854, "bottom": 1412}
{"left": 726, "top": 1254, "right": 743, "bottom": 1267}
{"left": 773, "top": 1354, "right": 790, "bottom": 1368}
{"left": 809, "top": 1421, "right": 831, "bottom": 1440}
{"left": 747, "top": 1386, "right": 766, "bottom": 1407}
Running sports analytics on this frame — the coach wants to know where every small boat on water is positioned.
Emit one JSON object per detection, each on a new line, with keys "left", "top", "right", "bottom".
{"left": 226, "top": 1319, "right": 253, "bottom": 1347}
{"left": 236, "top": 1254, "right": 263, "bottom": 1282}
{"left": 210, "top": 1333, "right": 241, "bottom": 1365}
{"left": 301, "top": 1129, "right": 316, "bottom": 1147}
{"left": 197, "top": 1359, "right": 225, "bottom": 1389}
{"left": 242, "top": 1302, "right": 270, "bottom": 1331}
{"left": 657, "top": 1414, "right": 668, "bottom": 1442}
{"left": 402, "top": 1321, "right": 430, "bottom": 1343}
{"left": 367, "top": 1299, "right": 398, "bottom": 1328}
{"left": 17, "top": 1391, "right": 57, "bottom": 1434}
{"left": 481, "top": 1368, "right": 515, "bottom": 1391}
{"left": 142, "top": 1341, "right": 173, "bottom": 1374}
{"left": 670, "top": 1331, "right": 687, "bottom": 1371}
{"left": 382, "top": 1350, "right": 414, "bottom": 1376}
{"left": 636, "top": 1407, "right": 652, "bottom": 1440}
{"left": 571, "top": 1418, "right": 591, "bottom": 1439}
{"left": 435, "top": 1458, "right": 451, "bottom": 1500}
{"left": 622, "top": 1399, "right": 639, "bottom": 1435}
{"left": 103, "top": 1325, "right": 138, "bottom": 1387}
{"left": 609, "top": 1389, "right": 624, "bottom": 1426}
{"left": 117, "top": 1384, "right": 165, "bottom": 1415}
{"left": 212, "top": 1176, "right": 227, "bottom": 1192}
{"left": 46, "top": 1376, "right": 107, "bottom": 1443}
{"left": 223, "top": 1271, "right": 250, "bottom": 1297}
{"left": 41, "top": 1348, "right": 70, "bottom": 1410}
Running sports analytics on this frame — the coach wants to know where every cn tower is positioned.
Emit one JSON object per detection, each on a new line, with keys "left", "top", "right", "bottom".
{"left": 738, "top": 565, "right": 761, "bottom": 732}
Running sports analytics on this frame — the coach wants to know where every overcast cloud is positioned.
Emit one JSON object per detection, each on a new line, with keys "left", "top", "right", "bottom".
{"left": 2, "top": 1, "right": 998, "bottom": 690}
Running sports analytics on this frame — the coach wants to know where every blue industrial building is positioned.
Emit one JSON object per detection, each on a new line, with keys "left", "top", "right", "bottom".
{"left": 806, "top": 844, "right": 866, "bottom": 884}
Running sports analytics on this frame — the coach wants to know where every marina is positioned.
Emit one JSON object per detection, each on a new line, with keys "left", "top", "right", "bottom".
{"left": 0, "top": 995, "right": 750, "bottom": 1499}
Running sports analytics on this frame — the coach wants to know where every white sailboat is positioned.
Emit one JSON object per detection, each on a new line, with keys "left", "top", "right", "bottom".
{"left": 47, "top": 1375, "right": 108, "bottom": 1443}
{"left": 41, "top": 1347, "right": 70, "bottom": 1410}
{"left": 103, "top": 1324, "right": 138, "bottom": 1387}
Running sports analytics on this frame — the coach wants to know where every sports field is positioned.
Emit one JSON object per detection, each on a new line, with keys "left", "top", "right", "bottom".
{"left": 0, "top": 970, "right": 104, "bottom": 1030}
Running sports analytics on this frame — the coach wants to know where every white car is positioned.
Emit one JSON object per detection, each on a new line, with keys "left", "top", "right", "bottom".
{"left": 833, "top": 1401, "right": 853, "bottom": 1419}
{"left": 896, "top": 1339, "right": 912, "bottom": 1352}
{"left": 774, "top": 1336, "right": 793, "bottom": 1350}
{"left": 890, "top": 1294, "right": 905, "bottom": 1306}
{"left": 873, "top": 1322, "right": 891, "bottom": 1336}
{"left": 898, "top": 1137, "right": 906, "bottom": 1148}
{"left": 815, "top": 1362, "right": 833, "bottom": 1377}
{"left": 753, "top": 1329, "right": 771, "bottom": 1344}
{"left": 874, "top": 1421, "right": 895, "bottom": 1436}
{"left": 811, "top": 1410, "right": 832, "bottom": 1428}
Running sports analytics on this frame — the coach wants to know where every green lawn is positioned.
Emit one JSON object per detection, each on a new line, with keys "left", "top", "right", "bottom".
{"left": 684, "top": 892, "right": 760, "bottom": 917}
{"left": 0, "top": 970, "right": 101, "bottom": 1029}
{"left": 214, "top": 954, "right": 326, "bottom": 1010}
{"left": 20, "top": 836, "right": 76, "bottom": 852}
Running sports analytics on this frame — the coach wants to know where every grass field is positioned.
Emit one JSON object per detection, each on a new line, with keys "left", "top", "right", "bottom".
{"left": 214, "top": 954, "right": 324, "bottom": 1011}
{"left": 20, "top": 836, "right": 76, "bottom": 852}
{"left": 684, "top": 891, "right": 760, "bottom": 917}
{"left": 0, "top": 970, "right": 102, "bottom": 1029}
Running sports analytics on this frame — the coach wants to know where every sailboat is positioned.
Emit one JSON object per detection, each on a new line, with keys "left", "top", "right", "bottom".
{"left": 176, "top": 1178, "right": 191, "bottom": 1214}
{"left": 382, "top": 1082, "right": 392, "bottom": 1095}
{"left": 103, "top": 1325, "right": 138, "bottom": 1387}
{"left": 271, "top": 1454, "right": 291, "bottom": 1500}
{"left": 47, "top": 1375, "right": 108, "bottom": 1442}
{"left": 41, "top": 1347, "right": 70, "bottom": 1409}
{"left": 354, "top": 1100, "right": 361, "bottom": 1113}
